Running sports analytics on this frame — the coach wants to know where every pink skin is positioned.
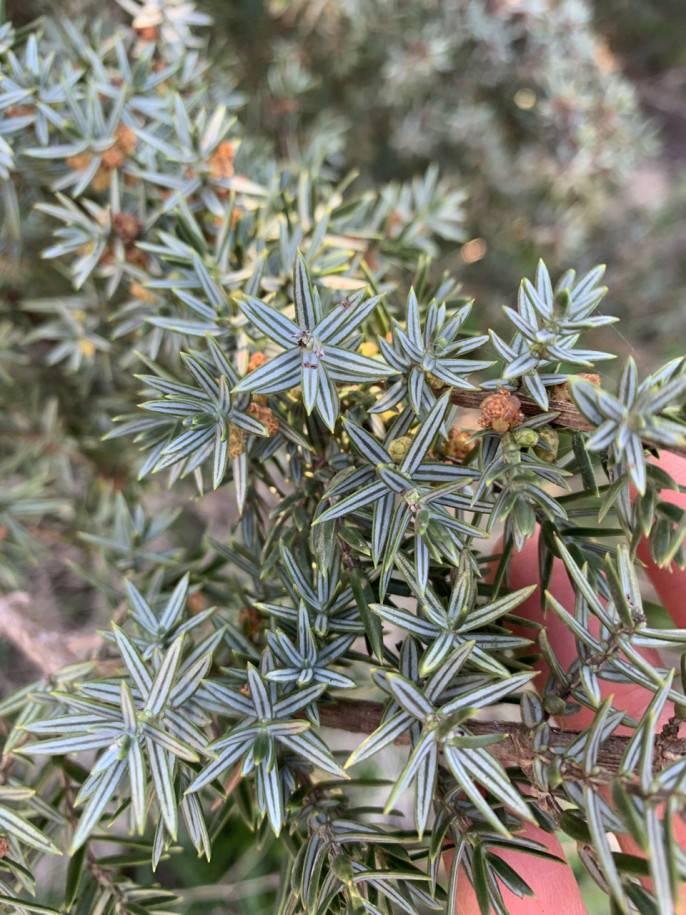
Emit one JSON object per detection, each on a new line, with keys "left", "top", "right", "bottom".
{"left": 447, "top": 822, "right": 589, "bottom": 914}
{"left": 447, "top": 453, "right": 686, "bottom": 913}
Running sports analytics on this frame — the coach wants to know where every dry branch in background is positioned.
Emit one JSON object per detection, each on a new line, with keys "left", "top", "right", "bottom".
{"left": 0, "top": 591, "right": 103, "bottom": 676}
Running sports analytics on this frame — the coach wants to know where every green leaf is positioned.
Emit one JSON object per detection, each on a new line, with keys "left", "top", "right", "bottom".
{"left": 343, "top": 420, "right": 391, "bottom": 466}
{"left": 315, "top": 480, "right": 387, "bottom": 524}
{"left": 293, "top": 251, "right": 318, "bottom": 331}
{"left": 232, "top": 349, "right": 301, "bottom": 394}
{"left": 401, "top": 393, "right": 450, "bottom": 476}
{"left": 645, "top": 806, "right": 674, "bottom": 915}
{"left": 143, "top": 721, "right": 199, "bottom": 761}
{"left": 315, "top": 363, "right": 339, "bottom": 430}
{"left": 301, "top": 350, "right": 319, "bottom": 413}
{"left": 238, "top": 296, "right": 299, "bottom": 349}
{"left": 20, "top": 733, "right": 119, "bottom": 755}
{"left": 583, "top": 785, "right": 627, "bottom": 908}
{"left": 65, "top": 840, "right": 88, "bottom": 909}
{"left": 277, "top": 732, "right": 348, "bottom": 779}
{"left": 181, "top": 789, "right": 211, "bottom": 860}
{"left": 486, "top": 851, "right": 535, "bottom": 899}
{"left": 113, "top": 625, "right": 153, "bottom": 695}
{"left": 159, "top": 574, "right": 190, "bottom": 633}
{"left": 346, "top": 712, "right": 413, "bottom": 768}
{"left": 0, "top": 807, "right": 61, "bottom": 855}
{"left": 145, "top": 633, "right": 185, "bottom": 716}
{"left": 384, "top": 673, "right": 434, "bottom": 719}
{"left": 441, "top": 671, "right": 536, "bottom": 715}
{"left": 258, "top": 760, "right": 283, "bottom": 836}
{"left": 0, "top": 897, "right": 61, "bottom": 914}
{"left": 570, "top": 378, "right": 605, "bottom": 425}
{"left": 127, "top": 739, "right": 147, "bottom": 836}
{"left": 351, "top": 571, "right": 384, "bottom": 661}
{"left": 323, "top": 345, "right": 394, "bottom": 383}
{"left": 247, "top": 665, "right": 272, "bottom": 720}
{"left": 318, "top": 292, "right": 381, "bottom": 346}
{"left": 147, "top": 738, "right": 178, "bottom": 840}
{"left": 70, "top": 760, "right": 126, "bottom": 853}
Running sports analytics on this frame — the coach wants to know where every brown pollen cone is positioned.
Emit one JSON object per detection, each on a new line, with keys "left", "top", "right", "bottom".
{"left": 552, "top": 373, "right": 601, "bottom": 404}
{"left": 208, "top": 141, "right": 235, "bottom": 180}
{"left": 247, "top": 402, "right": 279, "bottom": 436}
{"left": 444, "top": 425, "right": 476, "bottom": 461}
{"left": 247, "top": 352, "right": 267, "bottom": 373}
{"left": 479, "top": 388, "right": 525, "bottom": 433}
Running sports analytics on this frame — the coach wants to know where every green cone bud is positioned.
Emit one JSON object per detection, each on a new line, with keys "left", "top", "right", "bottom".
{"left": 533, "top": 425, "right": 559, "bottom": 462}
{"left": 513, "top": 427, "right": 539, "bottom": 448}
{"left": 388, "top": 435, "right": 412, "bottom": 462}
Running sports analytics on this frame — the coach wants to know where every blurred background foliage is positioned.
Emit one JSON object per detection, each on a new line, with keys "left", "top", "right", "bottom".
{"left": 187, "top": 0, "right": 685, "bottom": 352}
{"left": 5, "top": 0, "right": 686, "bottom": 355}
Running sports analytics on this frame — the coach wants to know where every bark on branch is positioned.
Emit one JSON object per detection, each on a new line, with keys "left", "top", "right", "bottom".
{"left": 446, "top": 388, "right": 686, "bottom": 459}
{"left": 318, "top": 699, "right": 686, "bottom": 782}
{"left": 2, "top": 592, "right": 684, "bottom": 782}
{"left": 0, "top": 591, "right": 103, "bottom": 674}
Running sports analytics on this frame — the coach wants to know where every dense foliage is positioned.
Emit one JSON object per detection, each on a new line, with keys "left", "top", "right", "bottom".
{"left": 0, "top": 2, "right": 685, "bottom": 913}
{"left": 210, "top": 0, "right": 655, "bottom": 285}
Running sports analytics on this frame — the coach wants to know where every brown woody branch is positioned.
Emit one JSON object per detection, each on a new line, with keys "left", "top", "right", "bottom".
{"left": 0, "top": 591, "right": 110, "bottom": 677}
{"left": 318, "top": 699, "right": 686, "bottom": 783}
{"left": 2, "top": 593, "right": 684, "bottom": 782}
{"left": 445, "top": 388, "right": 686, "bottom": 459}
{"left": 0, "top": 591, "right": 103, "bottom": 674}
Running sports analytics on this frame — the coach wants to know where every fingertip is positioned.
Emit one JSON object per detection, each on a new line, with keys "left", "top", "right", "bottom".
{"left": 637, "top": 453, "right": 686, "bottom": 627}
{"left": 447, "top": 823, "right": 588, "bottom": 914}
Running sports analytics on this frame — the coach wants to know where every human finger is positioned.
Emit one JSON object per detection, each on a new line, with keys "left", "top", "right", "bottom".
{"left": 445, "top": 821, "right": 588, "bottom": 915}
{"left": 635, "top": 451, "right": 686, "bottom": 627}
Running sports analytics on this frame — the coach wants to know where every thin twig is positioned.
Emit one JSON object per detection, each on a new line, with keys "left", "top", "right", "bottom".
{"left": 2, "top": 593, "right": 684, "bottom": 783}
{"left": 317, "top": 699, "right": 686, "bottom": 781}
{"left": 446, "top": 388, "right": 686, "bottom": 458}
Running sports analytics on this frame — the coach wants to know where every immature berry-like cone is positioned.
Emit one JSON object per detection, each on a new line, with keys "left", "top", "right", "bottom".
{"left": 479, "top": 388, "right": 524, "bottom": 433}
{"left": 135, "top": 24, "right": 159, "bottom": 41}
{"left": 6, "top": 103, "right": 33, "bottom": 118}
{"left": 239, "top": 605, "right": 264, "bottom": 640}
{"left": 512, "top": 427, "right": 539, "bottom": 448}
{"left": 443, "top": 426, "right": 476, "bottom": 462}
{"left": 187, "top": 591, "right": 205, "bottom": 615}
{"left": 215, "top": 204, "right": 243, "bottom": 224}
{"left": 388, "top": 436, "right": 413, "bottom": 462}
{"left": 112, "top": 213, "right": 143, "bottom": 245}
{"left": 532, "top": 425, "right": 559, "bottom": 462}
{"left": 426, "top": 372, "right": 445, "bottom": 391}
{"left": 91, "top": 166, "right": 111, "bottom": 191}
{"left": 99, "top": 124, "right": 138, "bottom": 173}
{"left": 228, "top": 422, "right": 247, "bottom": 458}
